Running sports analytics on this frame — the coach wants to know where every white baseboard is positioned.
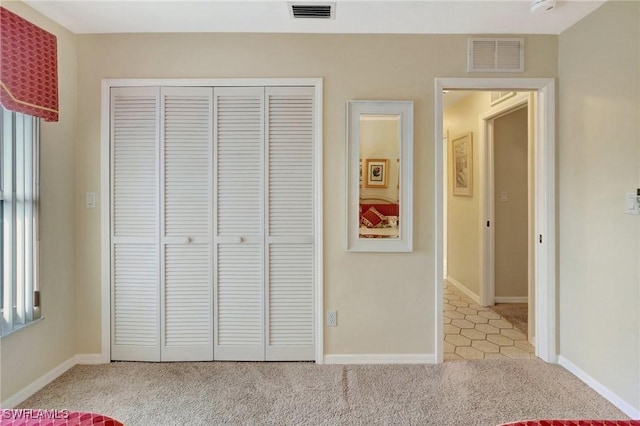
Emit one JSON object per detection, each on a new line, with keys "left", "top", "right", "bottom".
{"left": 446, "top": 276, "right": 481, "bottom": 304}
{"left": 0, "top": 354, "right": 106, "bottom": 409}
{"left": 0, "top": 357, "right": 76, "bottom": 409}
{"left": 324, "top": 354, "right": 436, "bottom": 365}
{"left": 558, "top": 355, "right": 640, "bottom": 419}
{"left": 494, "top": 297, "right": 528, "bottom": 304}
{"left": 75, "top": 353, "right": 109, "bottom": 364}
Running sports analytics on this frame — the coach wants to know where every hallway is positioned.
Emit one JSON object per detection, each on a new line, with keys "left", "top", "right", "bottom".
{"left": 444, "top": 281, "right": 534, "bottom": 360}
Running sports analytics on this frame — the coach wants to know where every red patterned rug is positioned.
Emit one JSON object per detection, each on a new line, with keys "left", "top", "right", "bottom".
{"left": 0, "top": 410, "right": 123, "bottom": 426}
{"left": 500, "top": 421, "right": 640, "bottom": 426}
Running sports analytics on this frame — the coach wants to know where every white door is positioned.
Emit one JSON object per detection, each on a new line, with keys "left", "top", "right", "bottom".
{"left": 213, "top": 86, "right": 316, "bottom": 361}
{"left": 110, "top": 87, "right": 161, "bottom": 361}
{"left": 213, "top": 87, "right": 266, "bottom": 361}
{"left": 265, "top": 87, "right": 315, "bottom": 361}
{"left": 160, "top": 87, "right": 214, "bottom": 361}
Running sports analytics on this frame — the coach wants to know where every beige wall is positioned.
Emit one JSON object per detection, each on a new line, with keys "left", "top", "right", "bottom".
{"left": 494, "top": 107, "right": 528, "bottom": 299}
{"left": 558, "top": 0, "right": 640, "bottom": 411}
{"left": 73, "top": 33, "right": 558, "bottom": 356}
{"left": 443, "top": 92, "right": 488, "bottom": 296}
{"left": 0, "top": 1, "right": 77, "bottom": 403}
{"left": 360, "top": 118, "right": 400, "bottom": 201}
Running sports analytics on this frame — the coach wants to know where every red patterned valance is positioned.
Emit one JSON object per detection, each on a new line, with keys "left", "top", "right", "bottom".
{"left": 0, "top": 7, "right": 58, "bottom": 122}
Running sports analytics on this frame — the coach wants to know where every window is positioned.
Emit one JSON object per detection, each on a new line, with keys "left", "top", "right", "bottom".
{"left": 1, "top": 106, "right": 41, "bottom": 336}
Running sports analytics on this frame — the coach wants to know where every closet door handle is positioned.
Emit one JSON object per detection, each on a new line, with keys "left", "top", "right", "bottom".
{"left": 164, "top": 236, "right": 191, "bottom": 244}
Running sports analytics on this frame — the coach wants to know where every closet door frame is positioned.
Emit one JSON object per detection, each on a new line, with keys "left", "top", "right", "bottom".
{"left": 100, "top": 78, "right": 324, "bottom": 364}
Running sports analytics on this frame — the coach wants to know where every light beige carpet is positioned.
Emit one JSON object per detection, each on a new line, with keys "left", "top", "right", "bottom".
{"left": 489, "top": 303, "right": 529, "bottom": 336}
{"left": 19, "top": 360, "right": 626, "bottom": 426}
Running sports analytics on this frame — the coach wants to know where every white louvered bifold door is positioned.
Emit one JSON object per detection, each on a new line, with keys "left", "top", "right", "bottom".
{"left": 265, "top": 87, "right": 315, "bottom": 361}
{"left": 160, "top": 87, "right": 214, "bottom": 361}
{"left": 110, "top": 87, "right": 161, "bottom": 361}
{"left": 213, "top": 87, "right": 265, "bottom": 361}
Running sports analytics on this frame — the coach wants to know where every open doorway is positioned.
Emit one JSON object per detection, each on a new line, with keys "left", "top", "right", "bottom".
{"left": 487, "top": 104, "right": 532, "bottom": 340}
{"left": 442, "top": 91, "right": 533, "bottom": 360}
{"left": 434, "top": 78, "right": 557, "bottom": 364}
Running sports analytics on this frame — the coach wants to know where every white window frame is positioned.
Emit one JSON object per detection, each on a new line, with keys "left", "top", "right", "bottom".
{"left": 1, "top": 106, "right": 41, "bottom": 337}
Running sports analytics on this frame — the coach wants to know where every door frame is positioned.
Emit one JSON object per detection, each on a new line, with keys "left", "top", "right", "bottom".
{"left": 100, "top": 78, "right": 324, "bottom": 363}
{"left": 442, "top": 133, "right": 448, "bottom": 280}
{"left": 478, "top": 94, "right": 530, "bottom": 307}
{"left": 434, "top": 78, "right": 556, "bottom": 363}
{"left": 478, "top": 95, "right": 536, "bottom": 345}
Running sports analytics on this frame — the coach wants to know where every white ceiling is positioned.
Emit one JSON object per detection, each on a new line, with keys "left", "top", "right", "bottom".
{"left": 24, "top": 0, "right": 606, "bottom": 35}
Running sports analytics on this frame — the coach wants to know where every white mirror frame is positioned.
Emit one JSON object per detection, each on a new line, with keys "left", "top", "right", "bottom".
{"left": 346, "top": 100, "right": 414, "bottom": 252}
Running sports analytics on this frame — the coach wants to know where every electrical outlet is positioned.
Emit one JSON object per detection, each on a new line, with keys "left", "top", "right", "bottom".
{"left": 327, "top": 310, "right": 337, "bottom": 327}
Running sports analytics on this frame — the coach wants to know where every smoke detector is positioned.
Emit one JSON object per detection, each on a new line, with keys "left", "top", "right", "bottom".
{"left": 530, "top": 0, "right": 556, "bottom": 13}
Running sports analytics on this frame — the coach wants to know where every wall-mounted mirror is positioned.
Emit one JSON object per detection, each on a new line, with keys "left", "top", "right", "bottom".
{"left": 347, "top": 101, "right": 413, "bottom": 252}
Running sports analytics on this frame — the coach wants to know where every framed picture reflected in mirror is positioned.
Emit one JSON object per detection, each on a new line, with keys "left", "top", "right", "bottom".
{"left": 365, "top": 158, "right": 389, "bottom": 188}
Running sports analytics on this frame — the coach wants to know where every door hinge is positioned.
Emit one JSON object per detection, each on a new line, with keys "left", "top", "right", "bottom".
{"left": 539, "top": 234, "right": 543, "bottom": 244}
{"left": 34, "top": 290, "right": 40, "bottom": 307}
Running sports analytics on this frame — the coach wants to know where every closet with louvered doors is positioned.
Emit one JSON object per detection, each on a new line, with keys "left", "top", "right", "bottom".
{"left": 213, "top": 86, "right": 315, "bottom": 361}
{"left": 110, "top": 84, "right": 315, "bottom": 362}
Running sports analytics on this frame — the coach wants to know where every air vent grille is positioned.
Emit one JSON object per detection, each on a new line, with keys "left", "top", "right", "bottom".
{"left": 468, "top": 38, "right": 524, "bottom": 73}
{"left": 289, "top": 3, "right": 335, "bottom": 19}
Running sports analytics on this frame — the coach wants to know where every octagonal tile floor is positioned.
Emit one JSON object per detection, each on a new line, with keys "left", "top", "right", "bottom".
{"left": 444, "top": 281, "right": 535, "bottom": 361}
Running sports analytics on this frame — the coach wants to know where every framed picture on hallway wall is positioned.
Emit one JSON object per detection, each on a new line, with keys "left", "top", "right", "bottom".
{"left": 452, "top": 132, "right": 473, "bottom": 196}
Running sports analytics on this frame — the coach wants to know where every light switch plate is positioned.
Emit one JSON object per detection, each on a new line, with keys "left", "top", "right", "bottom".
{"left": 86, "top": 192, "right": 96, "bottom": 209}
{"left": 625, "top": 193, "right": 639, "bottom": 215}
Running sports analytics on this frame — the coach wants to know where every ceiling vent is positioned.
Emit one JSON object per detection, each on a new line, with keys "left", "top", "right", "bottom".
{"left": 289, "top": 3, "right": 335, "bottom": 19}
{"left": 468, "top": 38, "right": 525, "bottom": 73}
